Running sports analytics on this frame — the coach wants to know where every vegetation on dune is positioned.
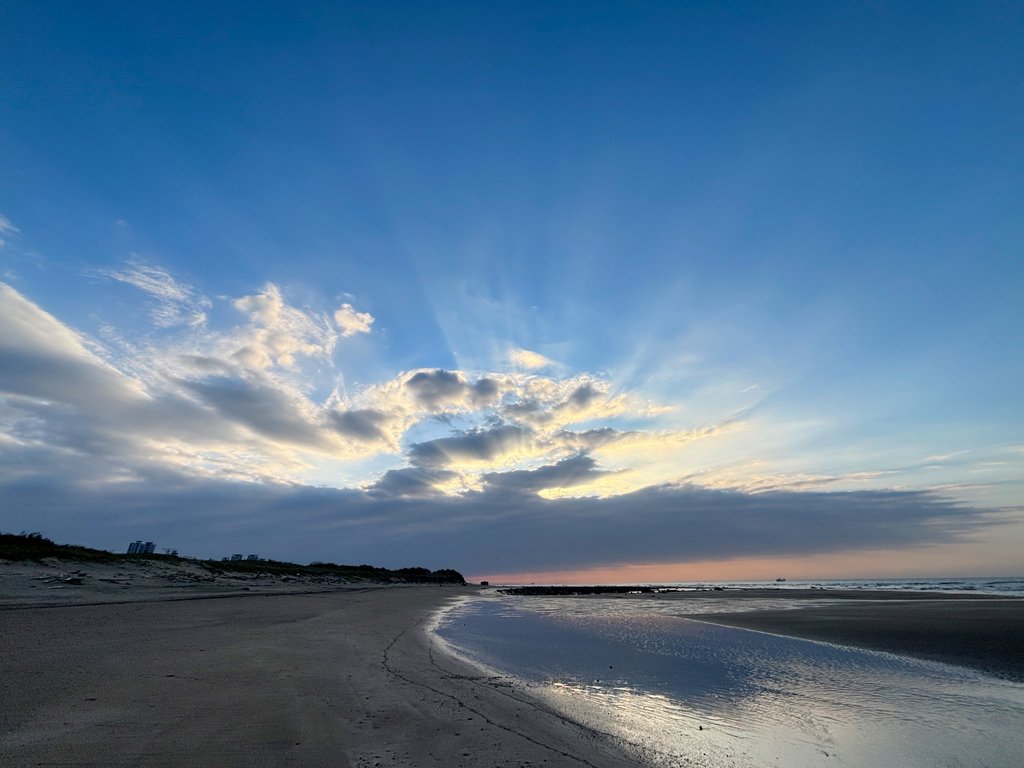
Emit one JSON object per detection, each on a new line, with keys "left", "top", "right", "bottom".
{"left": 0, "top": 532, "right": 126, "bottom": 564}
{"left": 0, "top": 532, "right": 465, "bottom": 585}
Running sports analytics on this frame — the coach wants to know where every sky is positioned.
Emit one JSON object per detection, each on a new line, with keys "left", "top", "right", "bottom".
{"left": 1, "top": 1, "right": 1022, "bottom": 582}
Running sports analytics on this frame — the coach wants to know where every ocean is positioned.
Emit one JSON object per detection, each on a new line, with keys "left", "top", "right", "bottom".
{"left": 432, "top": 579, "right": 1024, "bottom": 767}
{"left": 677, "top": 577, "right": 1024, "bottom": 596}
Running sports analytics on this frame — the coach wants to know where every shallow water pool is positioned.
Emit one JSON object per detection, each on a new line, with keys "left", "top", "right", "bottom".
{"left": 434, "top": 594, "right": 1024, "bottom": 768}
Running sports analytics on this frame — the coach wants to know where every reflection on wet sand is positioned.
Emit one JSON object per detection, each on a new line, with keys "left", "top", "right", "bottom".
{"left": 436, "top": 594, "right": 1024, "bottom": 767}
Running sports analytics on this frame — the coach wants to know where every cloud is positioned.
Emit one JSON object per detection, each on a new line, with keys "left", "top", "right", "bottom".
{"left": 0, "top": 280, "right": 1010, "bottom": 575}
{"left": 0, "top": 283, "right": 146, "bottom": 409}
{"left": 342, "top": 369, "right": 507, "bottom": 440}
{"left": 349, "top": 479, "right": 996, "bottom": 573}
{"left": 0, "top": 214, "right": 19, "bottom": 248}
{"left": 510, "top": 347, "right": 554, "bottom": 369}
{"left": 0, "top": 284, "right": 260, "bottom": 481}
{"left": 0, "top": 282, "right": 724, "bottom": 500}
{"left": 350, "top": 368, "right": 662, "bottom": 443}
{"left": 496, "top": 376, "right": 643, "bottom": 430}
{"left": 502, "top": 398, "right": 548, "bottom": 422}
{"left": 102, "top": 260, "right": 210, "bottom": 327}
{"left": 481, "top": 454, "right": 618, "bottom": 494}
{"left": 367, "top": 466, "right": 460, "bottom": 498}
{"left": 555, "top": 427, "right": 627, "bottom": 452}
{"left": 229, "top": 283, "right": 339, "bottom": 370}
{"left": 566, "top": 383, "right": 598, "bottom": 408}
{"left": 408, "top": 425, "right": 534, "bottom": 468}
{"left": 403, "top": 369, "right": 469, "bottom": 409}
{"left": 0, "top": 283, "right": 392, "bottom": 486}
{"left": 179, "top": 374, "right": 329, "bottom": 448}
{"left": 335, "top": 367, "right": 700, "bottom": 488}
{"left": 334, "top": 303, "right": 374, "bottom": 336}
{"left": 0, "top": 459, "right": 995, "bottom": 574}
{"left": 470, "top": 377, "right": 500, "bottom": 405}
{"left": 329, "top": 408, "right": 392, "bottom": 445}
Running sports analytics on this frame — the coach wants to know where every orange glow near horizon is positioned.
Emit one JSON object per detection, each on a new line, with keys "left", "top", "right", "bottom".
{"left": 467, "top": 540, "right": 1024, "bottom": 585}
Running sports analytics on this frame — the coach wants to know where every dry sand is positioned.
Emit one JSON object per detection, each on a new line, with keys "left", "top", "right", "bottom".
{"left": 0, "top": 585, "right": 639, "bottom": 768}
{"left": 0, "top": 558, "right": 396, "bottom": 608}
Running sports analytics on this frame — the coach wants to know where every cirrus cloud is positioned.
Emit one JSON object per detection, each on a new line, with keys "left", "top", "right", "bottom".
{"left": 101, "top": 260, "right": 211, "bottom": 328}
{"left": 0, "top": 214, "right": 20, "bottom": 248}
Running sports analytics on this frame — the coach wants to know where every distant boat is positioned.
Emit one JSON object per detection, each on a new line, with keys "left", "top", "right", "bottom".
{"left": 775, "top": 577, "right": 787, "bottom": 582}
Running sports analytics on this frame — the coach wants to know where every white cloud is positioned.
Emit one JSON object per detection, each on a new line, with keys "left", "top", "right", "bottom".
{"left": 0, "top": 280, "right": 737, "bottom": 501}
{"left": 510, "top": 347, "right": 554, "bottom": 369}
{"left": 229, "top": 283, "right": 337, "bottom": 370}
{"left": 0, "top": 283, "right": 393, "bottom": 488}
{"left": 330, "top": 367, "right": 690, "bottom": 482}
{"left": 334, "top": 303, "right": 374, "bottom": 336}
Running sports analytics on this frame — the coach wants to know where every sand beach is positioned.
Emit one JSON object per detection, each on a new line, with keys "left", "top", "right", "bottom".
{"left": 1, "top": 584, "right": 635, "bottom": 768}
{"left": 3, "top": 567, "right": 1023, "bottom": 767}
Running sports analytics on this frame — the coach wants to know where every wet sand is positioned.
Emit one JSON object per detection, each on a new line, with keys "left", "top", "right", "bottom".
{"left": 694, "top": 597, "right": 1024, "bottom": 681}
{"left": 506, "top": 587, "right": 1024, "bottom": 680}
{"left": 0, "top": 587, "right": 637, "bottom": 767}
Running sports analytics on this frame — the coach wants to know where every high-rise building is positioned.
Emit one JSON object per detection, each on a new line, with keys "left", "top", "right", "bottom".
{"left": 142, "top": 542, "right": 155, "bottom": 554}
{"left": 127, "top": 540, "right": 143, "bottom": 554}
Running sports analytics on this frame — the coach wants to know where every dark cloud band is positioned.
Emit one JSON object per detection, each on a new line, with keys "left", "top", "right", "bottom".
{"left": 0, "top": 459, "right": 991, "bottom": 575}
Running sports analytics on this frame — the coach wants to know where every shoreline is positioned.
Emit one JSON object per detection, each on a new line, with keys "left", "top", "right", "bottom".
{"left": 497, "top": 585, "right": 1018, "bottom": 599}
{"left": 485, "top": 588, "right": 1024, "bottom": 682}
{"left": 435, "top": 590, "right": 1024, "bottom": 768}
{"left": 486, "top": 587, "right": 1024, "bottom": 682}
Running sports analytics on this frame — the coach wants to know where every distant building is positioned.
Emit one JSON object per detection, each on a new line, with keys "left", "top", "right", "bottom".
{"left": 127, "top": 540, "right": 142, "bottom": 554}
{"left": 230, "top": 554, "right": 243, "bottom": 561}
{"left": 246, "top": 554, "right": 258, "bottom": 560}
{"left": 128, "top": 541, "right": 157, "bottom": 554}
{"left": 142, "top": 542, "right": 155, "bottom": 554}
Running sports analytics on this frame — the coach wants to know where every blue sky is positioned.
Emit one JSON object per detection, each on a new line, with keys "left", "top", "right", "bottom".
{"left": 1, "top": 2, "right": 1022, "bottom": 580}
